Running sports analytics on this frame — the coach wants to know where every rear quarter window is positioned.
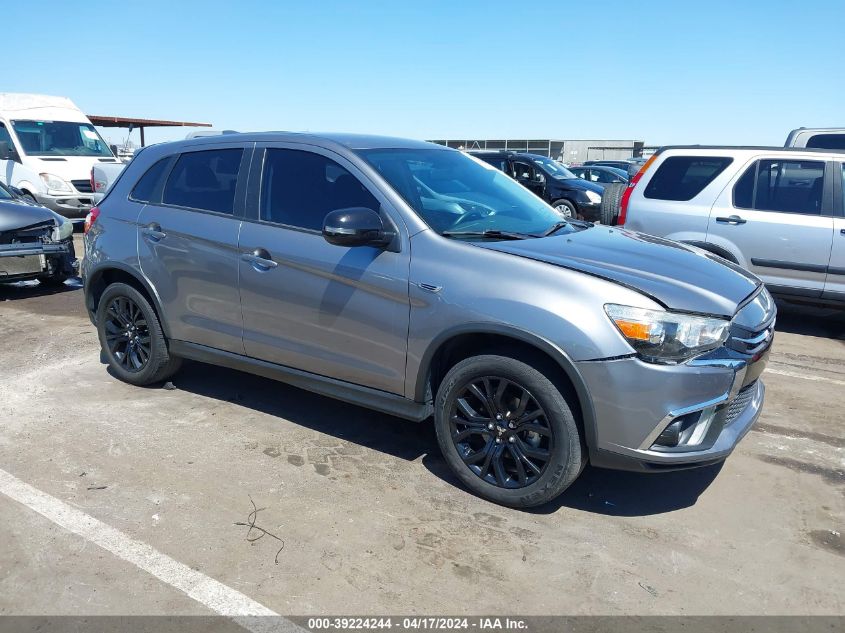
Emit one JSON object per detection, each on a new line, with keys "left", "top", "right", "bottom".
{"left": 644, "top": 156, "right": 733, "bottom": 201}
{"left": 129, "top": 158, "right": 171, "bottom": 203}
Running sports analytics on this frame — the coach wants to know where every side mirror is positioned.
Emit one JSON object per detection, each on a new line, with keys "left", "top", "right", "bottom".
{"left": 322, "top": 207, "right": 391, "bottom": 248}
{"left": 0, "top": 141, "right": 19, "bottom": 162}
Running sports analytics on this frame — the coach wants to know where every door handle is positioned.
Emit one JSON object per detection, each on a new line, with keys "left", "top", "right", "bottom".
{"left": 840, "top": 229, "right": 845, "bottom": 235}
{"left": 715, "top": 215, "right": 747, "bottom": 225}
{"left": 241, "top": 248, "right": 278, "bottom": 271}
{"left": 141, "top": 222, "right": 166, "bottom": 241}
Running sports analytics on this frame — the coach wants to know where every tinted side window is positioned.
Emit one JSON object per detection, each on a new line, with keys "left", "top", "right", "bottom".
{"left": 0, "top": 123, "right": 13, "bottom": 148}
{"left": 734, "top": 159, "right": 825, "bottom": 215}
{"left": 130, "top": 158, "right": 171, "bottom": 202}
{"left": 644, "top": 156, "right": 733, "bottom": 201}
{"left": 806, "top": 134, "right": 845, "bottom": 150}
{"left": 261, "top": 149, "right": 378, "bottom": 230}
{"left": 162, "top": 149, "right": 243, "bottom": 214}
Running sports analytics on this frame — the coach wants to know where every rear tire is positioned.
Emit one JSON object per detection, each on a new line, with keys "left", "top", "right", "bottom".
{"left": 600, "top": 182, "right": 626, "bottom": 225}
{"left": 96, "top": 282, "right": 181, "bottom": 386}
{"left": 434, "top": 354, "right": 585, "bottom": 508}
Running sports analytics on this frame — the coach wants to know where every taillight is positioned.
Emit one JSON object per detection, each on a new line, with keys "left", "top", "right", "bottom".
{"left": 84, "top": 206, "right": 100, "bottom": 234}
{"left": 617, "top": 153, "right": 658, "bottom": 226}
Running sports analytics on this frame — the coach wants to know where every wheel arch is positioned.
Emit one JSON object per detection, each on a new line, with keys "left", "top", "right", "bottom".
{"left": 415, "top": 324, "right": 598, "bottom": 449}
{"left": 85, "top": 263, "right": 170, "bottom": 337}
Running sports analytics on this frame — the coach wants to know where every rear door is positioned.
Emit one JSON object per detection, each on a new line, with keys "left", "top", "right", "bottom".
{"left": 706, "top": 157, "right": 834, "bottom": 298}
{"left": 824, "top": 162, "right": 845, "bottom": 301}
{"left": 137, "top": 143, "right": 252, "bottom": 353}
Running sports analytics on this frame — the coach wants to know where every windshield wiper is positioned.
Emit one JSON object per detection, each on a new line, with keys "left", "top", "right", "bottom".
{"left": 542, "top": 222, "right": 570, "bottom": 237}
{"left": 441, "top": 229, "right": 534, "bottom": 240}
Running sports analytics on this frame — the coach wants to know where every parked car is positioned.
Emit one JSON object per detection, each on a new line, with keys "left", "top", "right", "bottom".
{"left": 569, "top": 165, "right": 629, "bottom": 184}
{"left": 468, "top": 150, "right": 604, "bottom": 220}
{"left": 583, "top": 158, "right": 647, "bottom": 177}
{"left": 614, "top": 145, "right": 845, "bottom": 306}
{"left": 0, "top": 180, "right": 76, "bottom": 285}
{"left": 0, "top": 93, "right": 122, "bottom": 218}
{"left": 82, "top": 133, "right": 774, "bottom": 508}
{"left": 785, "top": 128, "right": 845, "bottom": 150}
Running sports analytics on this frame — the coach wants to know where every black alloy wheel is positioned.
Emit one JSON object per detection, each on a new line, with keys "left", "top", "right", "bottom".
{"left": 449, "top": 376, "right": 554, "bottom": 488}
{"left": 103, "top": 295, "right": 152, "bottom": 372}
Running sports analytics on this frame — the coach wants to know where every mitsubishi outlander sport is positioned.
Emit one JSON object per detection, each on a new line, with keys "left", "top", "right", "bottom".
{"left": 82, "top": 133, "right": 774, "bottom": 508}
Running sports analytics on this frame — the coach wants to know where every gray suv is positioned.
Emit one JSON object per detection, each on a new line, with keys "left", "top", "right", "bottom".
{"left": 82, "top": 133, "right": 775, "bottom": 508}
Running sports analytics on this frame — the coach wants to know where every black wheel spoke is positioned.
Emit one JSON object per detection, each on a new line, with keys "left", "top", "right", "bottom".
{"left": 508, "top": 445, "right": 528, "bottom": 485}
{"left": 511, "top": 441, "right": 543, "bottom": 475}
{"left": 467, "top": 382, "right": 497, "bottom": 419}
{"left": 491, "top": 445, "right": 508, "bottom": 486}
{"left": 513, "top": 388, "right": 530, "bottom": 418}
{"left": 493, "top": 378, "right": 509, "bottom": 410}
{"left": 452, "top": 421, "right": 488, "bottom": 442}
{"left": 462, "top": 439, "right": 493, "bottom": 465}
{"left": 455, "top": 398, "right": 488, "bottom": 423}
{"left": 518, "top": 409, "right": 544, "bottom": 424}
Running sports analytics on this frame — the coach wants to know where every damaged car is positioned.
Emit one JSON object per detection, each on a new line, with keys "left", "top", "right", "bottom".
{"left": 0, "top": 181, "right": 76, "bottom": 285}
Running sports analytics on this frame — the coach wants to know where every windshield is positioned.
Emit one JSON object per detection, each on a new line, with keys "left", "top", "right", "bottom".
{"left": 532, "top": 156, "right": 576, "bottom": 179}
{"left": 11, "top": 120, "right": 114, "bottom": 157}
{"left": 358, "top": 148, "right": 574, "bottom": 237}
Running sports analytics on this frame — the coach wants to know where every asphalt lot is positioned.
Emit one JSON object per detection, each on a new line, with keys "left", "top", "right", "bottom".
{"left": 0, "top": 234, "right": 843, "bottom": 617}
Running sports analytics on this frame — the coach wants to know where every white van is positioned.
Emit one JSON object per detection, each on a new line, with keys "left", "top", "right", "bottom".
{"left": 0, "top": 93, "right": 120, "bottom": 218}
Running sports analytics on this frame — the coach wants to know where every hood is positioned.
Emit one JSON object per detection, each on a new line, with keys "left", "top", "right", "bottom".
{"left": 555, "top": 178, "right": 604, "bottom": 194}
{"left": 0, "top": 199, "right": 63, "bottom": 232}
{"left": 477, "top": 226, "right": 760, "bottom": 317}
{"left": 31, "top": 156, "right": 117, "bottom": 183}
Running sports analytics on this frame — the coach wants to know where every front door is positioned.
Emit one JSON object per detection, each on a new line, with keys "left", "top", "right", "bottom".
{"left": 707, "top": 157, "right": 834, "bottom": 298}
{"left": 137, "top": 144, "right": 250, "bottom": 354}
{"left": 238, "top": 146, "right": 410, "bottom": 395}
{"left": 512, "top": 161, "right": 545, "bottom": 198}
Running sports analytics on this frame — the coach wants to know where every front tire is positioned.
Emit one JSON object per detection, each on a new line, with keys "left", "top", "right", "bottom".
{"left": 96, "top": 282, "right": 181, "bottom": 386}
{"left": 434, "top": 354, "right": 585, "bottom": 508}
{"left": 552, "top": 199, "right": 577, "bottom": 219}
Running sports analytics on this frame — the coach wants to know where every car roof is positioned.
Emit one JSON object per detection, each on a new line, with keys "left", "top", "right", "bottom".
{"left": 147, "top": 131, "right": 444, "bottom": 152}
{"left": 657, "top": 144, "right": 845, "bottom": 155}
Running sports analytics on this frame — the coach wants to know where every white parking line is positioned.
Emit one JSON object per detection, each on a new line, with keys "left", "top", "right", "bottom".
{"left": 0, "top": 468, "right": 303, "bottom": 633}
{"left": 766, "top": 367, "right": 845, "bottom": 387}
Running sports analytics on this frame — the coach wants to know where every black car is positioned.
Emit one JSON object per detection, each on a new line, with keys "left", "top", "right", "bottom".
{"left": 469, "top": 151, "right": 604, "bottom": 220}
{"left": 569, "top": 165, "right": 629, "bottom": 184}
{"left": 0, "top": 180, "right": 76, "bottom": 285}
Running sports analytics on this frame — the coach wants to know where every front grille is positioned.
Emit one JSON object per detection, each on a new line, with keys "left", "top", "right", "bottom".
{"left": 71, "top": 179, "right": 93, "bottom": 193}
{"left": 722, "top": 381, "right": 757, "bottom": 427}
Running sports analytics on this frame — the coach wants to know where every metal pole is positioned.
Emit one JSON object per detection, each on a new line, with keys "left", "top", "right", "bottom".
{"left": 140, "top": 127, "right": 146, "bottom": 147}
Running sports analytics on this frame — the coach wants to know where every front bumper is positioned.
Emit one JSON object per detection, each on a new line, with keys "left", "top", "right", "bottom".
{"left": 576, "top": 201, "right": 601, "bottom": 222}
{"left": 35, "top": 192, "right": 94, "bottom": 219}
{"left": 0, "top": 239, "right": 76, "bottom": 282}
{"left": 577, "top": 343, "right": 770, "bottom": 471}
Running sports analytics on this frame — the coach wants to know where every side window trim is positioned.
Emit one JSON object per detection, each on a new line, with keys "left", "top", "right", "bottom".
{"left": 243, "top": 142, "right": 406, "bottom": 237}
{"left": 732, "top": 157, "right": 830, "bottom": 217}
{"left": 156, "top": 143, "right": 253, "bottom": 218}
{"left": 128, "top": 155, "right": 177, "bottom": 205}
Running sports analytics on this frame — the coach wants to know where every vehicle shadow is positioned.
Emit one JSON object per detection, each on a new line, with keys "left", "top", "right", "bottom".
{"left": 774, "top": 299, "right": 845, "bottom": 339}
{"left": 0, "top": 277, "right": 82, "bottom": 301}
{"left": 160, "top": 361, "right": 721, "bottom": 517}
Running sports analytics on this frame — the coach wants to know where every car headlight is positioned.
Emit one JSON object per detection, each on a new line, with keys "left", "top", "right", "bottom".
{"left": 585, "top": 190, "right": 601, "bottom": 204}
{"left": 39, "top": 173, "right": 73, "bottom": 193}
{"left": 53, "top": 218, "right": 74, "bottom": 241}
{"left": 604, "top": 304, "right": 730, "bottom": 364}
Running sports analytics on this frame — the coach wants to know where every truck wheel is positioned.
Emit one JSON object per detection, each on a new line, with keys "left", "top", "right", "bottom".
{"left": 96, "top": 282, "right": 181, "bottom": 386}
{"left": 434, "top": 354, "right": 585, "bottom": 508}
{"left": 552, "top": 199, "right": 577, "bottom": 219}
{"left": 600, "top": 183, "right": 626, "bottom": 225}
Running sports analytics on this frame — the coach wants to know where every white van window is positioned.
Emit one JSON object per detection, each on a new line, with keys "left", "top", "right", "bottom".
{"left": 11, "top": 120, "right": 113, "bottom": 157}
{"left": 0, "top": 123, "right": 14, "bottom": 148}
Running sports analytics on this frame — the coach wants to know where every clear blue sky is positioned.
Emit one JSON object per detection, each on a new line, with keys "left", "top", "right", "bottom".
{"left": 7, "top": 0, "right": 844, "bottom": 148}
